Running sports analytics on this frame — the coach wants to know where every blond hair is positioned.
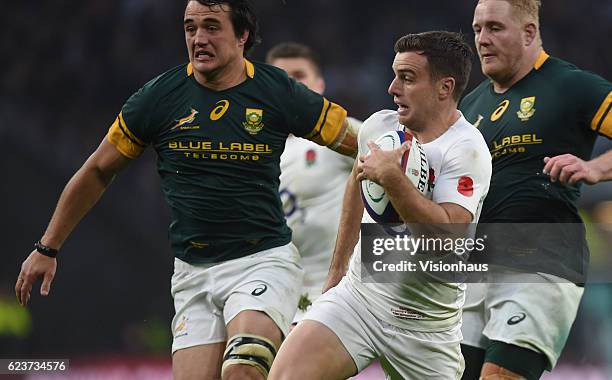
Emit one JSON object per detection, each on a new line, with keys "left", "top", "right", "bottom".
{"left": 479, "top": 0, "right": 541, "bottom": 26}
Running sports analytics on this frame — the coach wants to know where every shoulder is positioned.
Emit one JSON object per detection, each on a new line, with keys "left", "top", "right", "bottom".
{"left": 540, "top": 56, "right": 579, "bottom": 77}
{"left": 540, "top": 57, "right": 611, "bottom": 122}
{"left": 131, "top": 63, "right": 191, "bottom": 105}
{"left": 144, "top": 63, "right": 190, "bottom": 92}
{"left": 454, "top": 116, "right": 489, "bottom": 150}
{"left": 250, "top": 60, "right": 325, "bottom": 106}
{"left": 540, "top": 56, "right": 609, "bottom": 87}
{"left": 250, "top": 61, "right": 293, "bottom": 87}
{"left": 440, "top": 116, "right": 491, "bottom": 166}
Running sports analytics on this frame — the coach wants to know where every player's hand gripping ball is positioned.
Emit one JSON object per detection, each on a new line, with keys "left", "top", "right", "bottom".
{"left": 360, "top": 130, "right": 429, "bottom": 223}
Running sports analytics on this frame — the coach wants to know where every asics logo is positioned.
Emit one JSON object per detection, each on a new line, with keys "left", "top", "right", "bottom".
{"left": 251, "top": 284, "right": 268, "bottom": 296}
{"left": 507, "top": 313, "right": 526, "bottom": 325}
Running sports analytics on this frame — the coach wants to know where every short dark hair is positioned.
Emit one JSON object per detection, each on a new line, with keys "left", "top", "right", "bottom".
{"left": 265, "top": 42, "right": 322, "bottom": 75}
{"left": 394, "top": 31, "right": 473, "bottom": 101}
{"left": 187, "top": 0, "right": 261, "bottom": 55}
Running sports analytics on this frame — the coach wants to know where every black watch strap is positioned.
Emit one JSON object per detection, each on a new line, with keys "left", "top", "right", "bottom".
{"left": 34, "top": 240, "right": 59, "bottom": 258}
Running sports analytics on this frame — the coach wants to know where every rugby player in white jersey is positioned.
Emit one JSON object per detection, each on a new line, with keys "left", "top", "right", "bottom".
{"left": 269, "top": 31, "right": 492, "bottom": 380}
{"left": 266, "top": 42, "right": 361, "bottom": 322}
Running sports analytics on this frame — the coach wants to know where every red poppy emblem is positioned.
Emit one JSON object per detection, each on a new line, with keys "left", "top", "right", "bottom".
{"left": 306, "top": 149, "right": 316, "bottom": 166}
{"left": 457, "top": 176, "right": 474, "bottom": 197}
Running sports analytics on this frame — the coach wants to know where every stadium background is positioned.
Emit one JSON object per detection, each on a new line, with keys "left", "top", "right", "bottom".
{"left": 1, "top": 1, "right": 611, "bottom": 379}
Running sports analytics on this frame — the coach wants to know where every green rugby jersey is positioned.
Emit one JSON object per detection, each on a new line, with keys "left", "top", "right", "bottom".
{"left": 461, "top": 51, "right": 612, "bottom": 223}
{"left": 107, "top": 59, "right": 347, "bottom": 264}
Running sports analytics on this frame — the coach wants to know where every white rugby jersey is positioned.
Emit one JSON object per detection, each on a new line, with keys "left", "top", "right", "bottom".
{"left": 348, "top": 109, "right": 492, "bottom": 331}
{"left": 279, "top": 117, "right": 360, "bottom": 300}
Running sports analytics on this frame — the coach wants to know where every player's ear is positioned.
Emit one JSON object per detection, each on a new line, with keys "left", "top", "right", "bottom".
{"left": 524, "top": 22, "right": 538, "bottom": 46}
{"left": 238, "top": 30, "right": 249, "bottom": 47}
{"left": 439, "top": 77, "right": 455, "bottom": 101}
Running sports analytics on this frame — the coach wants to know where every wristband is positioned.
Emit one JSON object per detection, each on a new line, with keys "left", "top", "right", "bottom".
{"left": 34, "top": 241, "right": 59, "bottom": 258}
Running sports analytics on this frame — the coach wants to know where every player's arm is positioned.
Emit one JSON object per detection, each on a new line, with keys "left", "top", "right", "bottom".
{"left": 15, "top": 138, "right": 133, "bottom": 306}
{"left": 357, "top": 142, "right": 473, "bottom": 224}
{"left": 544, "top": 150, "right": 612, "bottom": 185}
{"left": 15, "top": 79, "right": 157, "bottom": 305}
{"left": 546, "top": 76, "right": 612, "bottom": 185}
{"left": 285, "top": 78, "right": 358, "bottom": 157}
{"left": 303, "top": 101, "right": 358, "bottom": 157}
{"left": 323, "top": 158, "right": 363, "bottom": 293}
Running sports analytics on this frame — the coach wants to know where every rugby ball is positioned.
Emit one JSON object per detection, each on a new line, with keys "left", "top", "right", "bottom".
{"left": 360, "top": 130, "right": 429, "bottom": 223}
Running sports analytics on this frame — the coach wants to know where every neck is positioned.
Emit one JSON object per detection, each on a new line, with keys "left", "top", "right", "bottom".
{"left": 408, "top": 105, "right": 460, "bottom": 144}
{"left": 493, "top": 47, "right": 543, "bottom": 93}
{"left": 193, "top": 57, "right": 247, "bottom": 91}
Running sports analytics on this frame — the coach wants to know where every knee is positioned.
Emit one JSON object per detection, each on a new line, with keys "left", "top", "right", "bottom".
{"left": 222, "top": 334, "right": 277, "bottom": 380}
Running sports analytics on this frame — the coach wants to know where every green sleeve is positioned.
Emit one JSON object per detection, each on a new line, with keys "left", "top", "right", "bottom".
{"left": 284, "top": 79, "right": 326, "bottom": 137}
{"left": 567, "top": 69, "right": 612, "bottom": 138}
{"left": 284, "top": 79, "right": 348, "bottom": 146}
{"left": 106, "top": 79, "right": 161, "bottom": 159}
{"left": 120, "top": 82, "right": 159, "bottom": 144}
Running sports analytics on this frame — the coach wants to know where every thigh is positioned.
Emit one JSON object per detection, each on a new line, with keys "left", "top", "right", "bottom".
{"left": 301, "top": 278, "right": 379, "bottom": 372}
{"left": 268, "top": 320, "right": 357, "bottom": 380}
{"left": 483, "top": 278, "right": 584, "bottom": 370}
{"left": 173, "top": 343, "right": 225, "bottom": 380}
{"left": 226, "top": 310, "right": 283, "bottom": 350}
{"left": 171, "top": 259, "right": 226, "bottom": 353}
{"left": 222, "top": 243, "right": 304, "bottom": 338}
{"left": 384, "top": 324, "right": 464, "bottom": 380}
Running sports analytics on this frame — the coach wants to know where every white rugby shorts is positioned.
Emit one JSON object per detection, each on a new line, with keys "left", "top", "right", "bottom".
{"left": 170, "top": 243, "right": 304, "bottom": 353}
{"left": 304, "top": 277, "right": 465, "bottom": 379}
{"left": 461, "top": 267, "right": 584, "bottom": 370}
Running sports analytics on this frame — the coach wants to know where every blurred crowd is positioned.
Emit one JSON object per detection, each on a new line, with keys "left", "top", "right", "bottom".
{"left": 1, "top": 0, "right": 611, "bottom": 374}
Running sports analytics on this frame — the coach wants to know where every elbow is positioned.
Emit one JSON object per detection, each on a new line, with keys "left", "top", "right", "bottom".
{"left": 80, "top": 162, "right": 116, "bottom": 188}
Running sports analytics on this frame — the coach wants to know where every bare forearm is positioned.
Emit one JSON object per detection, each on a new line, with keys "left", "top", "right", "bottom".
{"left": 41, "top": 140, "right": 132, "bottom": 249}
{"left": 330, "top": 170, "right": 363, "bottom": 272}
{"left": 329, "top": 118, "right": 358, "bottom": 157}
{"left": 41, "top": 164, "right": 116, "bottom": 249}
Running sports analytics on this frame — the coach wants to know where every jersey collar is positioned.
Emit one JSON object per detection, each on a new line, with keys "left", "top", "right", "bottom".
{"left": 245, "top": 59, "right": 255, "bottom": 79}
{"left": 534, "top": 50, "right": 550, "bottom": 70}
{"left": 186, "top": 59, "right": 255, "bottom": 78}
